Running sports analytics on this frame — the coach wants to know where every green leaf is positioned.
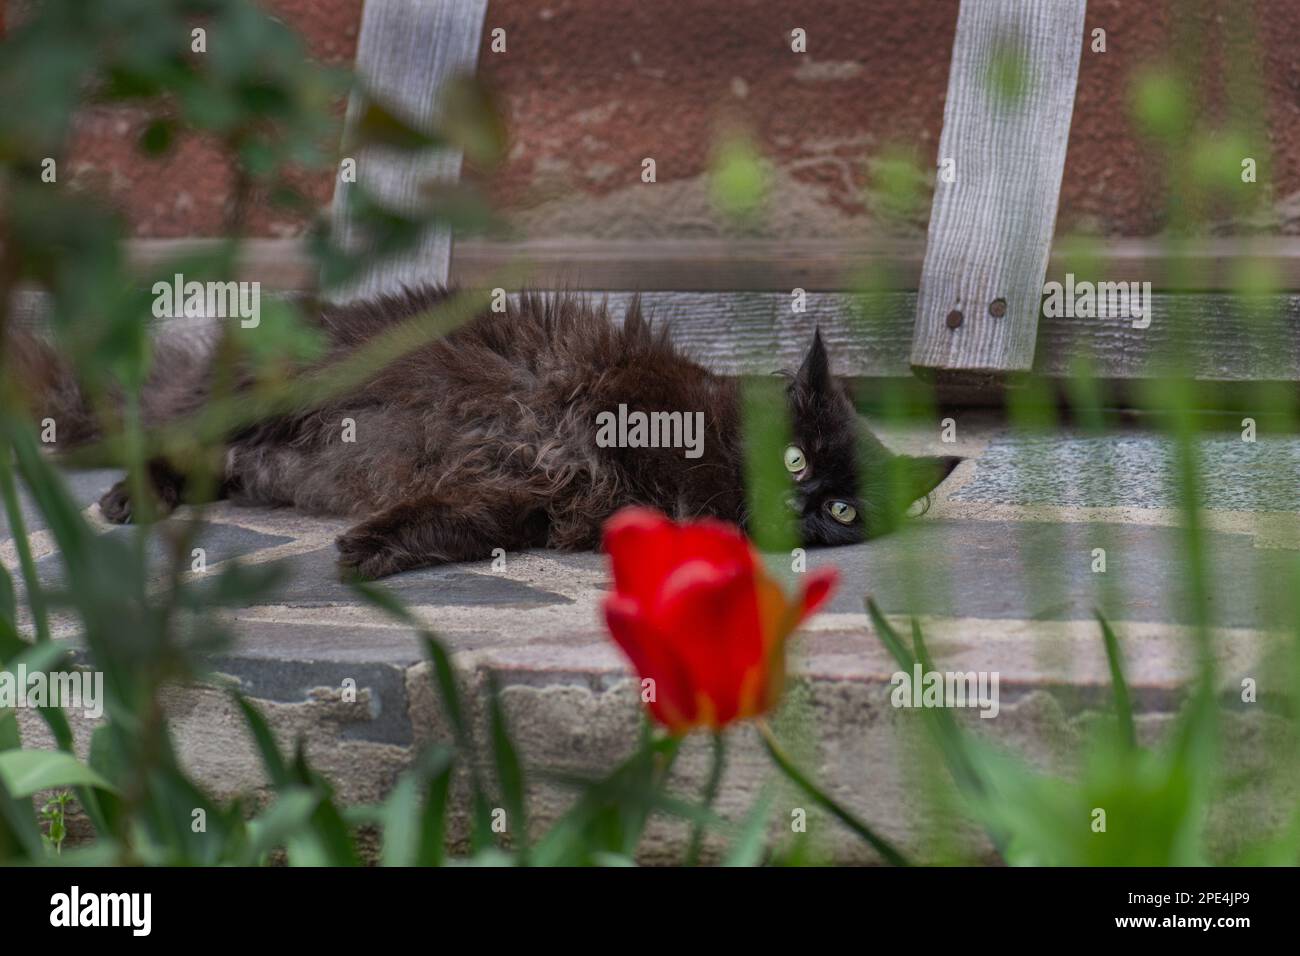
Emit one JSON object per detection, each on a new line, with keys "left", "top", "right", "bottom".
{"left": 380, "top": 771, "right": 422, "bottom": 867}
{"left": 530, "top": 734, "right": 692, "bottom": 866}
{"left": 0, "top": 561, "right": 16, "bottom": 623}
{"left": 244, "top": 787, "right": 321, "bottom": 864}
{"left": 758, "top": 720, "right": 909, "bottom": 866}
{"left": 0, "top": 773, "right": 42, "bottom": 861}
{"left": 0, "top": 712, "right": 20, "bottom": 754}
{"left": 349, "top": 581, "right": 496, "bottom": 849}
{"left": 5, "top": 639, "right": 74, "bottom": 676}
{"left": 740, "top": 378, "right": 797, "bottom": 552}
{"left": 438, "top": 74, "right": 507, "bottom": 168}
{"left": 589, "top": 851, "right": 637, "bottom": 867}
{"left": 723, "top": 788, "right": 775, "bottom": 867}
{"left": 710, "top": 133, "right": 766, "bottom": 221}
{"left": 0, "top": 750, "right": 116, "bottom": 798}
{"left": 0, "top": 439, "right": 52, "bottom": 644}
{"left": 1097, "top": 612, "right": 1137, "bottom": 750}
{"left": 287, "top": 741, "right": 359, "bottom": 867}
{"left": 139, "top": 119, "right": 173, "bottom": 155}
{"left": 418, "top": 757, "right": 454, "bottom": 867}
{"left": 380, "top": 747, "right": 455, "bottom": 868}
{"left": 235, "top": 696, "right": 289, "bottom": 787}
{"left": 867, "top": 600, "right": 987, "bottom": 800}
{"left": 487, "top": 673, "right": 527, "bottom": 854}
{"left": 9, "top": 426, "right": 94, "bottom": 578}
{"left": 348, "top": 99, "right": 446, "bottom": 152}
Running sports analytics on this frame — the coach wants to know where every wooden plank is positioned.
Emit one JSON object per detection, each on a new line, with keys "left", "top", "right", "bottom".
{"left": 126, "top": 238, "right": 318, "bottom": 289}
{"left": 11, "top": 288, "right": 1300, "bottom": 384}
{"left": 453, "top": 237, "right": 1300, "bottom": 292}
{"left": 450, "top": 238, "right": 925, "bottom": 292}
{"left": 112, "top": 237, "right": 1300, "bottom": 293}
{"left": 910, "top": 0, "right": 1087, "bottom": 374}
{"left": 327, "top": 0, "right": 488, "bottom": 303}
{"left": 601, "top": 292, "right": 1300, "bottom": 383}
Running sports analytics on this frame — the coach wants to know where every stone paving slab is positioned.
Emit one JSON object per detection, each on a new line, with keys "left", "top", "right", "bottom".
{"left": 7, "top": 417, "right": 1300, "bottom": 861}
{"left": 953, "top": 432, "right": 1300, "bottom": 511}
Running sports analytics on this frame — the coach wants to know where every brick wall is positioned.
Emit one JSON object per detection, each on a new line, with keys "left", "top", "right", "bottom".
{"left": 53, "top": 0, "right": 1300, "bottom": 239}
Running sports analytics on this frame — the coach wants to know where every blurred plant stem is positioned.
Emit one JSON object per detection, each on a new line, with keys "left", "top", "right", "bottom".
{"left": 0, "top": 450, "right": 49, "bottom": 643}
{"left": 685, "top": 731, "right": 726, "bottom": 865}
{"left": 758, "top": 719, "right": 910, "bottom": 866}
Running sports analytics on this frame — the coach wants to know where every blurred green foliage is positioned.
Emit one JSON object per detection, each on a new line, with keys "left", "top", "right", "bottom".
{"left": 1, "top": 0, "right": 1298, "bottom": 869}
{"left": 710, "top": 132, "right": 768, "bottom": 224}
{"left": 0, "top": 0, "right": 706, "bottom": 867}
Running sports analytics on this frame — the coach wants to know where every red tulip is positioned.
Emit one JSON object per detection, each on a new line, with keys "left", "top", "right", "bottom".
{"left": 600, "top": 507, "right": 838, "bottom": 734}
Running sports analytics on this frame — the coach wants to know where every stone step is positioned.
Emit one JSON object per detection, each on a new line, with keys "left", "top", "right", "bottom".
{"left": 7, "top": 415, "right": 1299, "bottom": 861}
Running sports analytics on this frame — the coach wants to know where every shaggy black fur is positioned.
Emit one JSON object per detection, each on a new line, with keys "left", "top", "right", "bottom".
{"left": 11, "top": 287, "right": 961, "bottom": 578}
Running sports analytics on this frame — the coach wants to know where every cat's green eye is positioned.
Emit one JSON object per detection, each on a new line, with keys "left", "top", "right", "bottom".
{"left": 783, "top": 446, "right": 807, "bottom": 475}
{"left": 828, "top": 501, "right": 856, "bottom": 524}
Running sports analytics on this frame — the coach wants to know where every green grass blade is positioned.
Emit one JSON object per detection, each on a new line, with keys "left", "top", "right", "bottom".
{"left": 487, "top": 673, "right": 527, "bottom": 855}
{"left": 758, "top": 720, "right": 909, "bottom": 866}
{"left": 866, "top": 599, "right": 987, "bottom": 799}
{"left": 234, "top": 695, "right": 290, "bottom": 787}
{"left": 243, "top": 787, "right": 320, "bottom": 864}
{"left": 723, "top": 787, "right": 774, "bottom": 867}
{"left": 1096, "top": 612, "right": 1137, "bottom": 750}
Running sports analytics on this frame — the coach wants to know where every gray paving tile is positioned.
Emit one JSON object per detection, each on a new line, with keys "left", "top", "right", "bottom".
{"left": 271, "top": 546, "right": 576, "bottom": 608}
{"left": 952, "top": 432, "right": 1300, "bottom": 511}
{"left": 0, "top": 468, "right": 121, "bottom": 539}
{"left": 786, "top": 519, "right": 1293, "bottom": 629}
{"left": 29, "top": 521, "right": 294, "bottom": 590}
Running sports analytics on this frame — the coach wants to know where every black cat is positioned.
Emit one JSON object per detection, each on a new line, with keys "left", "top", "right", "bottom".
{"left": 12, "top": 287, "right": 960, "bottom": 578}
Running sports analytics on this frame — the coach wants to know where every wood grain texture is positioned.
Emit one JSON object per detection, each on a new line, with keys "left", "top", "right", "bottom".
{"left": 453, "top": 237, "right": 1300, "bottom": 292}
{"left": 910, "top": 0, "right": 1087, "bottom": 373}
{"left": 113, "top": 237, "right": 1300, "bottom": 293}
{"left": 600, "top": 292, "right": 1300, "bottom": 383}
{"left": 327, "top": 0, "right": 488, "bottom": 303}
{"left": 10, "top": 289, "right": 1300, "bottom": 383}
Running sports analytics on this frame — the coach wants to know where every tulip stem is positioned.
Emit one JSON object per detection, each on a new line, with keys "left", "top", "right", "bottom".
{"left": 686, "top": 731, "right": 727, "bottom": 866}
{"left": 757, "top": 720, "right": 911, "bottom": 866}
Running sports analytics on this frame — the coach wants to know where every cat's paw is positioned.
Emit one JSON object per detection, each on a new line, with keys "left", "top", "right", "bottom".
{"left": 98, "top": 477, "right": 181, "bottom": 524}
{"left": 98, "top": 482, "right": 134, "bottom": 524}
{"left": 335, "top": 528, "right": 409, "bottom": 580}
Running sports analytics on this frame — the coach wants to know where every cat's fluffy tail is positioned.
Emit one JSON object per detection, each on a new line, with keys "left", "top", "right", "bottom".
{"left": 2, "top": 329, "right": 104, "bottom": 446}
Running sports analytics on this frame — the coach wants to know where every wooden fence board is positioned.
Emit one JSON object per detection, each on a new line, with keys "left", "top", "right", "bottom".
{"left": 327, "top": 0, "right": 488, "bottom": 303}
{"left": 910, "top": 0, "right": 1088, "bottom": 373}
{"left": 112, "top": 237, "right": 1300, "bottom": 294}
{"left": 18, "top": 289, "right": 1294, "bottom": 384}
{"left": 605, "top": 292, "right": 1300, "bottom": 383}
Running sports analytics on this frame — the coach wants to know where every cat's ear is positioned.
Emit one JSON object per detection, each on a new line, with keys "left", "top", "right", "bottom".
{"left": 900, "top": 454, "right": 963, "bottom": 503}
{"left": 795, "top": 328, "right": 831, "bottom": 393}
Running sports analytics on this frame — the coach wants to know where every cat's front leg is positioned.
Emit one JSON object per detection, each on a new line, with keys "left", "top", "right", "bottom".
{"left": 335, "top": 489, "right": 548, "bottom": 579}
{"left": 98, "top": 458, "right": 196, "bottom": 523}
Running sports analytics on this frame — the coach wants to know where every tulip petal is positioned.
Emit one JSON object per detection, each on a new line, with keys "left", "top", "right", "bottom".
{"left": 798, "top": 567, "right": 839, "bottom": 618}
{"left": 655, "top": 559, "right": 766, "bottom": 728}
{"left": 598, "top": 507, "right": 836, "bottom": 734}
{"left": 603, "top": 595, "right": 696, "bottom": 732}
{"left": 674, "top": 519, "right": 755, "bottom": 574}
{"left": 602, "top": 507, "right": 756, "bottom": 612}
{"left": 601, "top": 508, "right": 679, "bottom": 608}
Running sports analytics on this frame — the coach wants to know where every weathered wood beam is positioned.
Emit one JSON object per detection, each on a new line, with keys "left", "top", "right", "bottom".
{"left": 14, "top": 289, "right": 1299, "bottom": 385}
{"left": 326, "top": 0, "right": 489, "bottom": 302}
{"left": 910, "top": 0, "right": 1088, "bottom": 374}
{"left": 113, "top": 237, "right": 1300, "bottom": 293}
{"left": 604, "top": 291, "right": 1300, "bottom": 384}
